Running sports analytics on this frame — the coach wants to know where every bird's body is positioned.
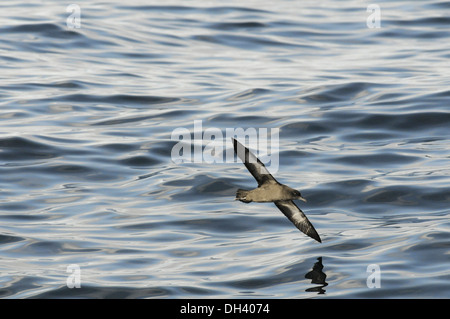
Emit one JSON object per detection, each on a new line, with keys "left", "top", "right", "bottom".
{"left": 232, "top": 138, "right": 321, "bottom": 243}
{"left": 236, "top": 183, "right": 301, "bottom": 203}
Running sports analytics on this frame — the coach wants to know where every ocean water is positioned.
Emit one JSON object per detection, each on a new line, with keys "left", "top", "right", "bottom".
{"left": 0, "top": 0, "right": 449, "bottom": 299}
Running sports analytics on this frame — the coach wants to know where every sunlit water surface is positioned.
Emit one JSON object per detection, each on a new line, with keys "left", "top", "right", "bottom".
{"left": 0, "top": 0, "right": 449, "bottom": 298}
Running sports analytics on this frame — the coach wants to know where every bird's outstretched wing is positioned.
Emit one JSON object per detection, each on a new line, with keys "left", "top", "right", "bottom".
{"left": 274, "top": 200, "right": 321, "bottom": 243}
{"left": 232, "top": 138, "right": 278, "bottom": 186}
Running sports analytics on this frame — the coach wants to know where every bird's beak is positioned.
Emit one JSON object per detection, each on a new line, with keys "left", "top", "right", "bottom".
{"left": 299, "top": 196, "right": 307, "bottom": 203}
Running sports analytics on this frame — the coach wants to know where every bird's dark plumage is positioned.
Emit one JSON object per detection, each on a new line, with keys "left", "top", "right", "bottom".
{"left": 274, "top": 201, "right": 321, "bottom": 243}
{"left": 232, "top": 137, "right": 277, "bottom": 187}
{"left": 232, "top": 138, "right": 321, "bottom": 243}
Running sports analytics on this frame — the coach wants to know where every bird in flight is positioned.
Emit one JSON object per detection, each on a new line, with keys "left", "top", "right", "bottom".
{"left": 232, "top": 138, "right": 321, "bottom": 243}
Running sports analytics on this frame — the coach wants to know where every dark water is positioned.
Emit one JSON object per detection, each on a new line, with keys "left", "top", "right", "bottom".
{"left": 0, "top": 1, "right": 449, "bottom": 299}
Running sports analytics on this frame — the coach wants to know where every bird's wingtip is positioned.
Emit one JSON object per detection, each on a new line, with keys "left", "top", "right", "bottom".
{"left": 231, "top": 137, "right": 237, "bottom": 148}
{"left": 310, "top": 231, "right": 322, "bottom": 243}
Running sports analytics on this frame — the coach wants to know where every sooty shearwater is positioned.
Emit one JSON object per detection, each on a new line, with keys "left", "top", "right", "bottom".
{"left": 232, "top": 138, "right": 321, "bottom": 243}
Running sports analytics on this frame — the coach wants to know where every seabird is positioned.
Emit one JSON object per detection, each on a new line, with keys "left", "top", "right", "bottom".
{"left": 232, "top": 138, "right": 321, "bottom": 243}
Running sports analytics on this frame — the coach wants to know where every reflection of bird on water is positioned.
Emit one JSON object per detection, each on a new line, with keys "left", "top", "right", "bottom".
{"left": 232, "top": 138, "right": 321, "bottom": 243}
{"left": 305, "top": 257, "right": 328, "bottom": 294}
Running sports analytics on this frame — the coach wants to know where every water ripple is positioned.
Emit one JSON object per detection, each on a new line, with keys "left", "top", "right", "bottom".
{"left": 0, "top": 0, "right": 449, "bottom": 299}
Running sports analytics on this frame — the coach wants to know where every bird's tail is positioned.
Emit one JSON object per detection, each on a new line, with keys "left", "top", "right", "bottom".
{"left": 236, "top": 189, "right": 251, "bottom": 203}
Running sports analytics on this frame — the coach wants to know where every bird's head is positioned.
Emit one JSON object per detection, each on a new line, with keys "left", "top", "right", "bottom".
{"left": 291, "top": 189, "right": 307, "bottom": 202}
